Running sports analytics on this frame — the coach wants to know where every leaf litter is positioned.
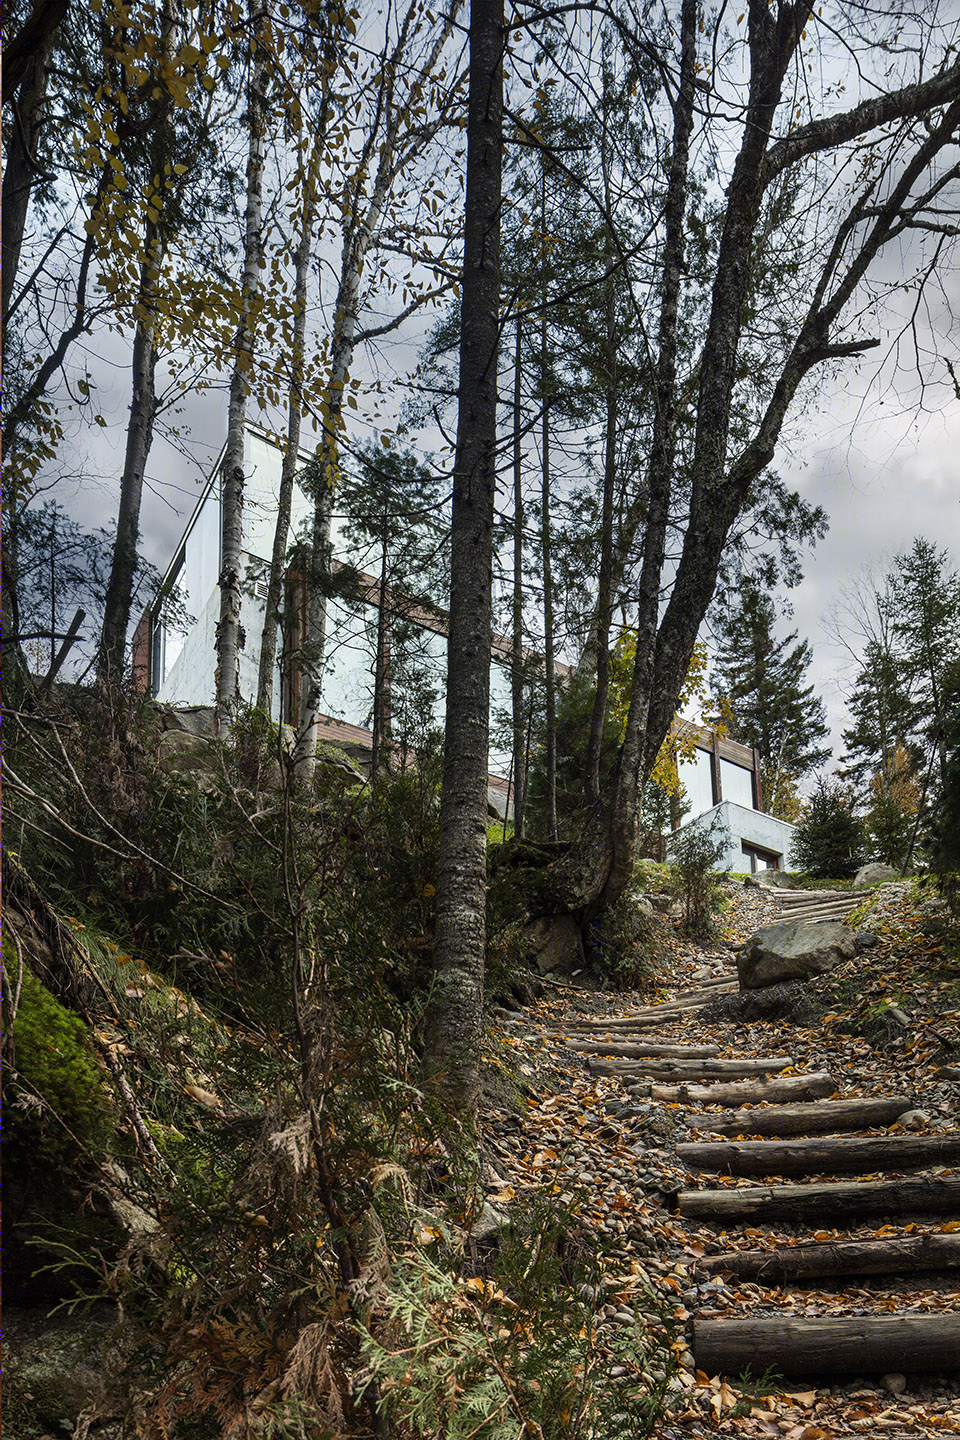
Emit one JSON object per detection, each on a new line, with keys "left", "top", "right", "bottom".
{"left": 480, "top": 880, "right": 960, "bottom": 1437}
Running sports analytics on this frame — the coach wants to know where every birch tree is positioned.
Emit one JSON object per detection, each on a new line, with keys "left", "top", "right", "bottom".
{"left": 292, "top": 0, "right": 464, "bottom": 785}
{"left": 215, "top": 0, "right": 269, "bottom": 728}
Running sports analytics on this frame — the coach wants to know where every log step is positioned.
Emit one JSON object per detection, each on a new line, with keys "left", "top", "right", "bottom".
{"left": 675, "top": 1175, "right": 960, "bottom": 1222}
{"left": 589, "top": 1057, "right": 796, "bottom": 1081}
{"left": 677, "top": 1131, "right": 960, "bottom": 1177}
{"left": 775, "top": 890, "right": 865, "bottom": 905}
{"left": 693, "top": 1095, "right": 914, "bottom": 1138}
{"left": 563, "top": 1039, "right": 721, "bottom": 1058}
{"left": 626, "top": 1071, "right": 838, "bottom": 1107}
{"left": 692, "top": 1314, "right": 960, "bottom": 1379}
{"left": 698, "top": 1231, "right": 960, "bottom": 1282}
{"left": 559, "top": 984, "right": 738, "bottom": 1029}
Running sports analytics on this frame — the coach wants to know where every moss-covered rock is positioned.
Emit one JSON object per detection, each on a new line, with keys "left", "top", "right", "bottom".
{"left": 4, "top": 1304, "right": 122, "bottom": 1437}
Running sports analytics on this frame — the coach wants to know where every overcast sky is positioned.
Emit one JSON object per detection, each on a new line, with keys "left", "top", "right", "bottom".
{"left": 26, "top": 4, "right": 960, "bottom": 779}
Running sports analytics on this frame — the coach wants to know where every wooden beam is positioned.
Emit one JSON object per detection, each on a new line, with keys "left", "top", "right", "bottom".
{"left": 675, "top": 1175, "right": 960, "bottom": 1222}
{"left": 698, "top": 1231, "right": 960, "bottom": 1282}
{"left": 677, "top": 1131, "right": 960, "bottom": 1177}
{"left": 692, "top": 1314, "right": 960, "bottom": 1378}
{"left": 691, "top": 1095, "right": 914, "bottom": 1138}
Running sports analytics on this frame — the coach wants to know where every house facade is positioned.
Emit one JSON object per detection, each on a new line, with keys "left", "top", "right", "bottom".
{"left": 131, "top": 426, "right": 516, "bottom": 798}
{"left": 672, "top": 724, "right": 796, "bottom": 872}
{"left": 134, "top": 427, "right": 796, "bottom": 863}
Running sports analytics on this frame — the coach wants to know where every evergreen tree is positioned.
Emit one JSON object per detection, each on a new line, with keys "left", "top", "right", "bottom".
{"left": 711, "top": 586, "right": 830, "bottom": 817}
{"left": 926, "top": 666, "right": 960, "bottom": 915}
{"left": 841, "top": 637, "right": 920, "bottom": 797}
{"left": 336, "top": 441, "right": 447, "bottom": 775}
{"left": 791, "top": 779, "right": 865, "bottom": 880}
{"left": 891, "top": 538, "right": 960, "bottom": 787}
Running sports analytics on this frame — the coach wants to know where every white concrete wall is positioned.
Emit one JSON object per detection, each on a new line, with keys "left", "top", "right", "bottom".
{"left": 670, "top": 800, "right": 796, "bottom": 872}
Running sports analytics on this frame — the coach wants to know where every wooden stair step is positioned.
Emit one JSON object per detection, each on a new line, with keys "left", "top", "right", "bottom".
{"left": 692, "top": 1094, "right": 914, "bottom": 1138}
{"left": 698, "top": 1230, "right": 960, "bottom": 1282}
{"left": 589, "top": 1056, "right": 796, "bottom": 1081}
{"left": 674, "top": 1175, "right": 960, "bottom": 1222}
{"left": 626, "top": 1071, "right": 837, "bottom": 1106}
{"left": 691, "top": 1313, "right": 960, "bottom": 1379}
{"left": 677, "top": 1131, "right": 960, "bottom": 1177}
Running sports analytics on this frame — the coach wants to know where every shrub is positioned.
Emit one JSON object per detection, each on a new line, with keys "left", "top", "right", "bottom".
{"left": 668, "top": 813, "right": 729, "bottom": 939}
{"left": 592, "top": 889, "right": 671, "bottom": 991}
{"left": 791, "top": 779, "right": 865, "bottom": 879}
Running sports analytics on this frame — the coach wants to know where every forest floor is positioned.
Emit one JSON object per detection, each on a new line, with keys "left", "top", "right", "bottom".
{"left": 480, "top": 880, "right": 960, "bottom": 1438}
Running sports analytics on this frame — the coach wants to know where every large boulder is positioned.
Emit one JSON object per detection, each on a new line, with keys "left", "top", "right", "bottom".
{"left": 157, "top": 728, "right": 219, "bottom": 793}
{"left": 744, "top": 871, "right": 797, "bottom": 889}
{"left": 854, "top": 862, "right": 900, "bottom": 888}
{"left": 523, "top": 914, "right": 585, "bottom": 977}
{"left": 738, "top": 919, "right": 856, "bottom": 990}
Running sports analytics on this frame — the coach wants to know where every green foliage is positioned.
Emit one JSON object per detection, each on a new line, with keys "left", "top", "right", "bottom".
{"left": 591, "top": 887, "right": 670, "bottom": 991}
{"left": 791, "top": 779, "right": 865, "bottom": 880}
{"left": 4, "top": 956, "right": 114, "bottom": 1175}
{"left": 668, "top": 813, "right": 729, "bottom": 939}
{"left": 361, "top": 1197, "right": 677, "bottom": 1440}
{"left": 710, "top": 583, "right": 830, "bottom": 816}
{"left": 927, "top": 675, "right": 960, "bottom": 915}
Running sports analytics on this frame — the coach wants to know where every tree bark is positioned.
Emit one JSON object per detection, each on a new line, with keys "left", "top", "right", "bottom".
{"left": 215, "top": 2, "right": 268, "bottom": 730}
{"left": 584, "top": 238, "right": 617, "bottom": 807}
{"left": 540, "top": 167, "right": 558, "bottom": 844}
{"left": 1, "top": 14, "right": 56, "bottom": 320}
{"left": 692, "top": 1315, "right": 960, "bottom": 1379}
{"left": 675, "top": 1175, "right": 960, "bottom": 1222}
{"left": 424, "top": 0, "right": 503, "bottom": 1133}
{"left": 510, "top": 314, "right": 527, "bottom": 837}
{"left": 256, "top": 174, "right": 317, "bottom": 716}
{"left": 97, "top": 0, "right": 178, "bottom": 688}
{"left": 678, "top": 1131, "right": 960, "bottom": 1177}
{"left": 698, "top": 1231, "right": 960, "bottom": 1283}
{"left": 693, "top": 1094, "right": 914, "bottom": 1138}
{"left": 370, "top": 525, "right": 391, "bottom": 776}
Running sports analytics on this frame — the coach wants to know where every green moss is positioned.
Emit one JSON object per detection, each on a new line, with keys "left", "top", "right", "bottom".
{"left": 4, "top": 954, "right": 114, "bottom": 1175}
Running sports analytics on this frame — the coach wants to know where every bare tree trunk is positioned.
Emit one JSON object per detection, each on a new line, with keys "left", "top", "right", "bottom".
{"left": 215, "top": 2, "right": 268, "bottom": 731}
{"left": 424, "top": 0, "right": 503, "bottom": 1133}
{"left": 584, "top": 239, "right": 617, "bottom": 806}
{"left": 510, "top": 315, "right": 526, "bottom": 837}
{"left": 294, "top": 0, "right": 463, "bottom": 786}
{"left": 256, "top": 176, "right": 317, "bottom": 715}
{"left": 97, "top": 0, "right": 177, "bottom": 688}
{"left": 370, "top": 525, "right": 391, "bottom": 777}
{"left": 1, "top": 17, "right": 55, "bottom": 320}
{"left": 540, "top": 173, "right": 558, "bottom": 843}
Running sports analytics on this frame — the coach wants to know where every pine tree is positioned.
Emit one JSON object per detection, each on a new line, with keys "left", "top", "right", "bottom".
{"left": 711, "top": 586, "right": 830, "bottom": 817}
{"left": 841, "top": 637, "right": 920, "bottom": 797}
{"left": 336, "top": 442, "right": 446, "bottom": 776}
{"left": 891, "top": 538, "right": 960, "bottom": 787}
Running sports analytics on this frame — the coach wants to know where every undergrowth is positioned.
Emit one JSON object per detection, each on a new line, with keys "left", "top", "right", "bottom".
{"left": 3, "top": 693, "right": 675, "bottom": 1439}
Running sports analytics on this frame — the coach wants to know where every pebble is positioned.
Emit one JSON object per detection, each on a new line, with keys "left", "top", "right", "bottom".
{"left": 883, "top": 1372, "right": 908, "bottom": 1395}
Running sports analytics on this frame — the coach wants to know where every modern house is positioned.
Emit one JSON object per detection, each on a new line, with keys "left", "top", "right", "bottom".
{"left": 131, "top": 426, "right": 516, "bottom": 805}
{"left": 134, "top": 426, "right": 796, "bottom": 864}
{"left": 672, "top": 724, "right": 796, "bottom": 872}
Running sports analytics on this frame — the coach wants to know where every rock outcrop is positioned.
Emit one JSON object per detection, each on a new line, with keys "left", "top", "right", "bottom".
{"left": 853, "top": 862, "right": 900, "bottom": 888}
{"left": 738, "top": 919, "right": 856, "bottom": 990}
